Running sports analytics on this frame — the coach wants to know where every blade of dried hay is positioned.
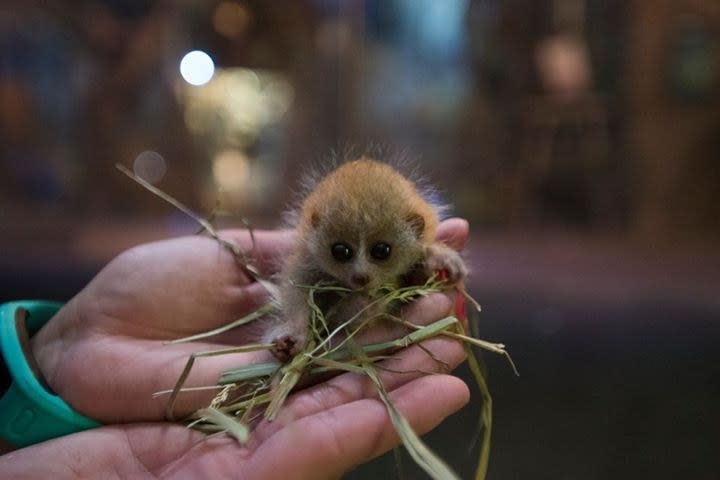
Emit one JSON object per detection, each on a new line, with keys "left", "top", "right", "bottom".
{"left": 396, "top": 318, "right": 519, "bottom": 377}
{"left": 310, "top": 357, "right": 368, "bottom": 374}
{"left": 264, "top": 349, "right": 313, "bottom": 421}
{"left": 308, "top": 278, "right": 446, "bottom": 356}
{"left": 329, "top": 316, "right": 458, "bottom": 358}
{"left": 219, "top": 391, "right": 272, "bottom": 414}
{"left": 116, "top": 163, "right": 262, "bottom": 279}
{"left": 219, "top": 363, "right": 280, "bottom": 384}
{"left": 153, "top": 385, "right": 224, "bottom": 398}
{"left": 165, "top": 304, "right": 277, "bottom": 345}
{"left": 464, "top": 343, "right": 492, "bottom": 480}
{"left": 348, "top": 339, "right": 461, "bottom": 480}
{"left": 218, "top": 317, "right": 458, "bottom": 385}
{"left": 197, "top": 407, "right": 249, "bottom": 444}
{"left": 448, "top": 316, "right": 494, "bottom": 480}
{"left": 166, "top": 344, "right": 274, "bottom": 420}
{"left": 449, "top": 332, "right": 519, "bottom": 377}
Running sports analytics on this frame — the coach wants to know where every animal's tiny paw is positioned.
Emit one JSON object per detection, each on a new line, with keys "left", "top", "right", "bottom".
{"left": 271, "top": 334, "right": 300, "bottom": 362}
{"left": 266, "top": 320, "right": 307, "bottom": 362}
{"left": 424, "top": 243, "right": 468, "bottom": 285}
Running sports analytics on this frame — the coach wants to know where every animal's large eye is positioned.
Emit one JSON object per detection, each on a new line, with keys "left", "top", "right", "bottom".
{"left": 331, "top": 242, "right": 353, "bottom": 262}
{"left": 370, "top": 242, "right": 391, "bottom": 261}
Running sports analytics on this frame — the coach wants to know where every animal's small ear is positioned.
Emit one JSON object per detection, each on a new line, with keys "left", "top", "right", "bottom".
{"left": 310, "top": 211, "right": 321, "bottom": 228}
{"left": 405, "top": 212, "right": 425, "bottom": 238}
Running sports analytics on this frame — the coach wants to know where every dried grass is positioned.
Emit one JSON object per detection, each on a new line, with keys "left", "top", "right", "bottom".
{"left": 120, "top": 163, "right": 516, "bottom": 480}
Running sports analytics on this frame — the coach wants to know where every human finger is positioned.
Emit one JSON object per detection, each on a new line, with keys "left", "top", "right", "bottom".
{"left": 240, "top": 374, "right": 470, "bottom": 479}
{"left": 51, "top": 335, "right": 275, "bottom": 423}
{"left": 248, "top": 332, "right": 466, "bottom": 448}
{"left": 436, "top": 217, "right": 469, "bottom": 251}
{"left": 219, "top": 229, "right": 295, "bottom": 276}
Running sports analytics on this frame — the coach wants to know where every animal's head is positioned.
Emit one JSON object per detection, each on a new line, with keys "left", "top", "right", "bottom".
{"left": 299, "top": 159, "right": 438, "bottom": 290}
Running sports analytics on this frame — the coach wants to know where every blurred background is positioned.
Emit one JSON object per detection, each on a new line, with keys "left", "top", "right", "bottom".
{"left": 1, "top": 0, "right": 718, "bottom": 478}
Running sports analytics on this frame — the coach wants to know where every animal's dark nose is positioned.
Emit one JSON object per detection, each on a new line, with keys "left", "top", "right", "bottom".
{"left": 351, "top": 273, "right": 370, "bottom": 287}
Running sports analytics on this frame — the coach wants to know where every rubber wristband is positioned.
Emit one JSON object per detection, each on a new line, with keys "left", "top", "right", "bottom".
{"left": 0, "top": 301, "right": 100, "bottom": 448}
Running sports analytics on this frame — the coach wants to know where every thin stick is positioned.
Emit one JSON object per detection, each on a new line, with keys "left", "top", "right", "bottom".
{"left": 165, "top": 305, "right": 277, "bottom": 345}
{"left": 416, "top": 343, "right": 451, "bottom": 373}
{"left": 310, "top": 356, "right": 368, "bottom": 374}
{"left": 220, "top": 391, "right": 272, "bottom": 414}
{"left": 153, "top": 385, "right": 225, "bottom": 398}
{"left": 457, "top": 283, "right": 482, "bottom": 312}
{"left": 116, "top": 163, "right": 262, "bottom": 280}
{"left": 445, "top": 331, "right": 519, "bottom": 377}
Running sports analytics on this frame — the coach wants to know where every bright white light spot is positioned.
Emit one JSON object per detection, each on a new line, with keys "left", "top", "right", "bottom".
{"left": 180, "top": 50, "right": 215, "bottom": 86}
{"left": 133, "top": 150, "right": 167, "bottom": 184}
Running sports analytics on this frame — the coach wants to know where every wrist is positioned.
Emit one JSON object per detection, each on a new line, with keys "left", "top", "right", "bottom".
{"left": 0, "top": 301, "right": 100, "bottom": 448}
{"left": 29, "top": 300, "right": 78, "bottom": 395}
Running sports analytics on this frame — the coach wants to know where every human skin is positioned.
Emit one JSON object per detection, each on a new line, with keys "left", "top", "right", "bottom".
{"left": 0, "top": 219, "right": 470, "bottom": 479}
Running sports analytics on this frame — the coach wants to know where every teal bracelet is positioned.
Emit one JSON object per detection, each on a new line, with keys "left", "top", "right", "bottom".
{"left": 0, "top": 301, "right": 100, "bottom": 448}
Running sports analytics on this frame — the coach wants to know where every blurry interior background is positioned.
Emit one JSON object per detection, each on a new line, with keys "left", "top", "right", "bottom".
{"left": 1, "top": 0, "right": 718, "bottom": 478}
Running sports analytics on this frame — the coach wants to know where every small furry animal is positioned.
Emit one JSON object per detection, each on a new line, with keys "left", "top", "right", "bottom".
{"left": 266, "top": 157, "right": 467, "bottom": 360}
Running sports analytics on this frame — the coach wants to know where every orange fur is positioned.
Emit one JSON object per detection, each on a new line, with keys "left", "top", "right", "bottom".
{"left": 265, "top": 157, "right": 462, "bottom": 361}
{"left": 298, "top": 158, "right": 438, "bottom": 243}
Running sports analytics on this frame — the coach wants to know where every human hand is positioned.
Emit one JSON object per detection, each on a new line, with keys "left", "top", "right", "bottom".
{"left": 2, "top": 218, "right": 471, "bottom": 478}
{"left": 30, "top": 227, "right": 295, "bottom": 422}
{"left": 0, "top": 339, "right": 468, "bottom": 478}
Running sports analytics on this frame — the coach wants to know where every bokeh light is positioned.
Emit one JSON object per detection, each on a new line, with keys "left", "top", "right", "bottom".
{"left": 213, "top": 1, "right": 251, "bottom": 39}
{"left": 212, "top": 149, "right": 249, "bottom": 191}
{"left": 132, "top": 150, "right": 167, "bottom": 184}
{"left": 179, "top": 50, "right": 215, "bottom": 86}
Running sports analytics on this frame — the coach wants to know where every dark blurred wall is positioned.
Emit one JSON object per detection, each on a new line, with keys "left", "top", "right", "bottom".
{"left": 626, "top": 0, "right": 720, "bottom": 240}
{"left": 1, "top": 2, "right": 719, "bottom": 480}
{"left": 1, "top": 0, "right": 718, "bottom": 241}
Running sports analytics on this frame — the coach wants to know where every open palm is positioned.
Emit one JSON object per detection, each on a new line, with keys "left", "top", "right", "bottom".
{"left": 2, "top": 219, "right": 471, "bottom": 478}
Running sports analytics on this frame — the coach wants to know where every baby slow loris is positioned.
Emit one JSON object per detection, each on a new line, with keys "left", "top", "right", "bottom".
{"left": 265, "top": 158, "right": 467, "bottom": 360}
